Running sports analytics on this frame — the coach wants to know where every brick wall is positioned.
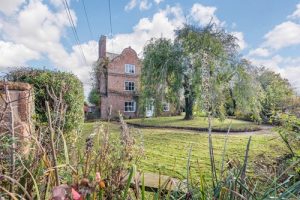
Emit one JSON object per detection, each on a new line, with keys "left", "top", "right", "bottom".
{"left": 99, "top": 38, "right": 142, "bottom": 119}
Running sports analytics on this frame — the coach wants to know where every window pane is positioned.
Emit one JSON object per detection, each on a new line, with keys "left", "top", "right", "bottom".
{"left": 125, "top": 81, "right": 135, "bottom": 91}
{"left": 124, "top": 101, "right": 136, "bottom": 112}
{"left": 125, "top": 64, "right": 135, "bottom": 74}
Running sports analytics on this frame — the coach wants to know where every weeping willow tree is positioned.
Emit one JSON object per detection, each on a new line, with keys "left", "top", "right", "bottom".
{"left": 140, "top": 38, "right": 183, "bottom": 117}
{"left": 227, "top": 59, "right": 265, "bottom": 122}
{"left": 141, "top": 24, "right": 240, "bottom": 120}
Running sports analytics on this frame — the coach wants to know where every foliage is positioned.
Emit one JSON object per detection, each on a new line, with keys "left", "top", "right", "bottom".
{"left": 7, "top": 68, "right": 84, "bottom": 132}
{"left": 175, "top": 24, "right": 239, "bottom": 120}
{"left": 0, "top": 88, "right": 143, "bottom": 199}
{"left": 226, "top": 60, "right": 265, "bottom": 122}
{"left": 274, "top": 113, "right": 300, "bottom": 157}
{"left": 258, "top": 68, "right": 294, "bottom": 122}
{"left": 141, "top": 24, "right": 271, "bottom": 123}
{"left": 141, "top": 38, "right": 183, "bottom": 117}
{"left": 88, "top": 87, "right": 100, "bottom": 105}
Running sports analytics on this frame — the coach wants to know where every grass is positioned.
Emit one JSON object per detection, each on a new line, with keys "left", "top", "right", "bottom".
{"left": 126, "top": 115, "right": 260, "bottom": 132}
{"left": 82, "top": 120, "right": 288, "bottom": 181}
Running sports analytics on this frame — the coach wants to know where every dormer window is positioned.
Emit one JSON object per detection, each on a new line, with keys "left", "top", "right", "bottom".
{"left": 125, "top": 64, "right": 135, "bottom": 74}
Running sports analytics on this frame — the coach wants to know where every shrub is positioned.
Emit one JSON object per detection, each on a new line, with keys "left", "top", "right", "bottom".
{"left": 88, "top": 87, "right": 100, "bottom": 105}
{"left": 7, "top": 68, "right": 84, "bottom": 132}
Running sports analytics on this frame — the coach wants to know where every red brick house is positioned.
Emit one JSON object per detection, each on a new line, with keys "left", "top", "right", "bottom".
{"left": 96, "top": 35, "right": 141, "bottom": 119}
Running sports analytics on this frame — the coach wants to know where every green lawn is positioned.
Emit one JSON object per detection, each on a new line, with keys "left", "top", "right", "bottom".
{"left": 81, "top": 120, "right": 287, "bottom": 180}
{"left": 126, "top": 115, "right": 260, "bottom": 132}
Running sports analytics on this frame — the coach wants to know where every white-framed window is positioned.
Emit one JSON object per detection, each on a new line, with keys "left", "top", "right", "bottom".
{"left": 163, "top": 102, "right": 170, "bottom": 112}
{"left": 125, "top": 101, "right": 136, "bottom": 112}
{"left": 125, "top": 64, "right": 135, "bottom": 74}
{"left": 124, "top": 81, "right": 135, "bottom": 91}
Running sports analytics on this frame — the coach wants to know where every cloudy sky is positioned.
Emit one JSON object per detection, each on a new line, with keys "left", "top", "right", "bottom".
{"left": 1, "top": 0, "right": 300, "bottom": 96}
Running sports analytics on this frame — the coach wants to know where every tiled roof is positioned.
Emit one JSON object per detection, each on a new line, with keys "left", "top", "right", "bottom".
{"left": 106, "top": 52, "right": 119, "bottom": 61}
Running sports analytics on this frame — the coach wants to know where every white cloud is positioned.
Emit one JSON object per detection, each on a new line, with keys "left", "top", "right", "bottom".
{"left": 0, "top": 41, "right": 40, "bottom": 68}
{"left": 249, "top": 55, "right": 300, "bottom": 94}
{"left": 154, "top": 0, "right": 164, "bottom": 4}
{"left": 248, "top": 48, "right": 271, "bottom": 57}
{"left": 56, "top": 41, "right": 99, "bottom": 97}
{"left": 2, "top": 0, "right": 75, "bottom": 53}
{"left": 288, "top": 3, "right": 300, "bottom": 19}
{"left": 263, "top": 21, "right": 300, "bottom": 50}
{"left": 108, "top": 5, "right": 184, "bottom": 54}
{"left": 139, "top": 0, "right": 152, "bottom": 11}
{"left": 190, "top": 3, "right": 223, "bottom": 27}
{"left": 249, "top": 55, "right": 283, "bottom": 72}
{"left": 0, "top": 0, "right": 25, "bottom": 15}
{"left": 247, "top": 3, "right": 300, "bottom": 94}
{"left": 0, "top": 0, "right": 92, "bottom": 95}
{"left": 125, "top": 0, "right": 137, "bottom": 11}
{"left": 231, "top": 31, "right": 247, "bottom": 50}
{"left": 125, "top": 0, "right": 152, "bottom": 11}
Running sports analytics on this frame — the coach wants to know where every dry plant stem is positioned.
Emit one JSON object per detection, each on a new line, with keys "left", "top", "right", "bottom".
{"left": 186, "top": 144, "right": 193, "bottom": 192}
{"left": 46, "top": 101, "right": 60, "bottom": 186}
{"left": 241, "top": 136, "right": 252, "bottom": 182}
{"left": 83, "top": 151, "right": 90, "bottom": 178}
{"left": 208, "top": 113, "right": 217, "bottom": 187}
{"left": 221, "top": 121, "right": 232, "bottom": 177}
{"left": 0, "top": 186, "right": 18, "bottom": 200}
{"left": 0, "top": 174, "right": 32, "bottom": 199}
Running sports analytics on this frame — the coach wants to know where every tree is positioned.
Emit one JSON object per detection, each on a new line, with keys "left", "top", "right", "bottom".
{"left": 141, "top": 24, "right": 240, "bottom": 120}
{"left": 225, "top": 59, "right": 265, "bottom": 122}
{"left": 257, "top": 67, "right": 294, "bottom": 122}
{"left": 175, "top": 24, "right": 239, "bottom": 120}
{"left": 88, "top": 87, "right": 100, "bottom": 105}
{"left": 141, "top": 38, "right": 183, "bottom": 117}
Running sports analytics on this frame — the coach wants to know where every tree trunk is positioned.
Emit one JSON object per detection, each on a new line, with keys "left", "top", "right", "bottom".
{"left": 183, "top": 73, "right": 195, "bottom": 120}
{"left": 184, "top": 95, "right": 194, "bottom": 120}
{"left": 229, "top": 88, "right": 236, "bottom": 114}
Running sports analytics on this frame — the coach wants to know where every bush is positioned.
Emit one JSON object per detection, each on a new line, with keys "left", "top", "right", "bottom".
{"left": 7, "top": 68, "right": 84, "bottom": 132}
{"left": 88, "top": 87, "right": 100, "bottom": 105}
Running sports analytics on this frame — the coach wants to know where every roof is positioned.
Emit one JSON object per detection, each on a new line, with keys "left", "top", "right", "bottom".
{"left": 106, "top": 52, "right": 119, "bottom": 61}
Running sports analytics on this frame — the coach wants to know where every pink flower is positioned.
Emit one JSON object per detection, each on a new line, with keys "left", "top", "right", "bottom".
{"left": 72, "top": 188, "right": 81, "bottom": 200}
{"left": 96, "top": 172, "right": 101, "bottom": 183}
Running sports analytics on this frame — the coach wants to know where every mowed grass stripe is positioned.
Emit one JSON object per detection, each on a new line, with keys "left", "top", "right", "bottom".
{"left": 136, "top": 128, "right": 287, "bottom": 179}
{"left": 126, "top": 115, "right": 260, "bottom": 132}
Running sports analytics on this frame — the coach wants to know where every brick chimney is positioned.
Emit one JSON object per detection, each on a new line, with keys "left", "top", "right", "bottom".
{"left": 99, "top": 35, "right": 106, "bottom": 59}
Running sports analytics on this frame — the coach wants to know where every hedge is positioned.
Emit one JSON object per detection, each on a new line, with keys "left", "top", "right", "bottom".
{"left": 7, "top": 68, "right": 84, "bottom": 132}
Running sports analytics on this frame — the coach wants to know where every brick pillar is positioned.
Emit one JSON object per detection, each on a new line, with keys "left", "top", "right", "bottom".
{"left": 0, "top": 82, "right": 34, "bottom": 156}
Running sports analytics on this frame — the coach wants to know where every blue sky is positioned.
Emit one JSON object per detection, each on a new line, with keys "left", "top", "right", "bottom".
{"left": 1, "top": 0, "right": 300, "bottom": 96}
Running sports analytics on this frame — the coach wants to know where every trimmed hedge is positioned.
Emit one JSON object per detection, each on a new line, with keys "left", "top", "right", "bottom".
{"left": 7, "top": 68, "right": 84, "bottom": 132}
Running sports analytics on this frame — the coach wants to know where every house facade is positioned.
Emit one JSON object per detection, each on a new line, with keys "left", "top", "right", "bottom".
{"left": 96, "top": 35, "right": 178, "bottom": 119}
{"left": 96, "top": 35, "right": 141, "bottom": 119}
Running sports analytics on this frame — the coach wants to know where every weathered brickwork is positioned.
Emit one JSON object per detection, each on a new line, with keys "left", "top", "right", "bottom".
{"left": 0, "top": 82, "right": 34, "bottom": 155}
